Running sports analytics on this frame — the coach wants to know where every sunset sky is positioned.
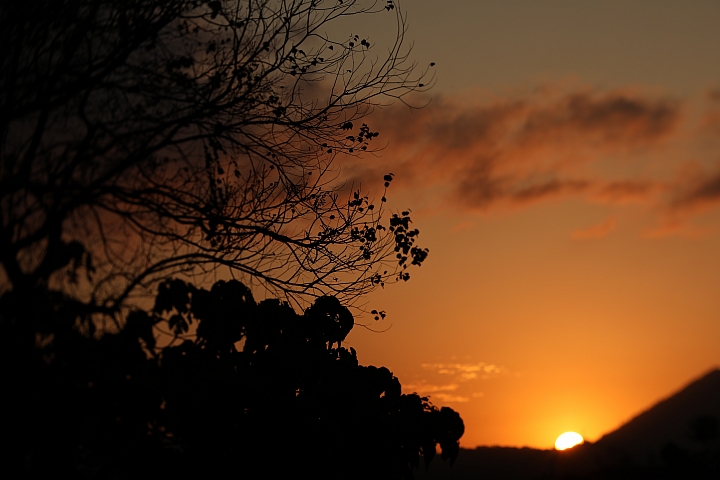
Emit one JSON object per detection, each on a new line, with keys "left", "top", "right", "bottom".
{"left": 342, "top": 1, "right": 720, "bottom": 449}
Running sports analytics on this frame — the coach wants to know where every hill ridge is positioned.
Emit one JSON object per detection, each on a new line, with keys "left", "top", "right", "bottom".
{"left": 594, "top": 367, "right": 720, "bottom": 463}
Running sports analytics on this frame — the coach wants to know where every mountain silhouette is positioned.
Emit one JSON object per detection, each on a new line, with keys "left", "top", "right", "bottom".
{"left": 593, "top": 367, "right": 720, "bottom": 466}
{"left": 415, "top": 367, "right": 720, "bottom": 479}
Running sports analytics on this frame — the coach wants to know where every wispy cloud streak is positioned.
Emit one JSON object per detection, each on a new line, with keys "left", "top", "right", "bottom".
{"left": 572, "top": 217, "right": 618, "bottom": 240}
{"left": 421, "top": 362, "right": 507, "bottom": 380}
{"left": 402, "top": 361, "right": 510, "bottom": 404}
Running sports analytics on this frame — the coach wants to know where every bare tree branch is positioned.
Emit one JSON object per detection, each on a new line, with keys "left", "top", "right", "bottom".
{"left": 0, "top": 0, "right": 431, "bottom": 315}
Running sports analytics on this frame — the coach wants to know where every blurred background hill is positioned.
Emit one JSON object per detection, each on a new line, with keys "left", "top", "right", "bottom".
{"left": 415, "top": 368, "right": 720, "bottom": 479}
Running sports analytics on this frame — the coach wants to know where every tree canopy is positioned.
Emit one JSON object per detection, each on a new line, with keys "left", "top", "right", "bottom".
{"left": 2, "top": 279, "right": 464, "bottom": 478}
{"left": 0, "top": 1, "right": 464, "bottom": 478}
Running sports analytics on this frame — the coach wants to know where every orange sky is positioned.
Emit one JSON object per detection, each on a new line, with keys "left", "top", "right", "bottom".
{"left": 340, "top": 0, "right": 720, "bottom": 449}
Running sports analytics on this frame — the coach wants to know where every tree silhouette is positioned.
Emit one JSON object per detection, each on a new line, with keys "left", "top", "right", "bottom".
{"left": 0, "top": 2, "right": 453, "bottom": 476}
{"left": 0, "top": 0, "right": 432, "bottom": 312}
{"left": 2, "top": 280, "right": 464, "bottom": 478}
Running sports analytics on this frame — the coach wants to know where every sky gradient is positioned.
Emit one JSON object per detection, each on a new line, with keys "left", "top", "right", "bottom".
{"left": 341, "top": 0, "right": 720, "bottom": 449}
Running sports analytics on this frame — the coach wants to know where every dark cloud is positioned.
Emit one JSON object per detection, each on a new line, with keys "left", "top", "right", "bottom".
{"left": 516, "top": 92, "right": 679, "bottom": 146}
{"left": 699, "top": 89, "right": 720, "bottom": 134}
{"left": 339, "top": 86, "right": 720, "bottom": 238}
{"left": 670, "top": 167, "right": 720, "bottom": 210}
{"left": 592, "top": 181, "right": 659, "bottom": 204}
{"left": 350, "top": 88, "right": 680, "bottom": 212}
{"left": 451, "top": 156, "right": 506, "bottom": 210}
{"left": 511, "top": 179, "right": 591, "bottom": 203}
{"left": 707, "top": 89, "right": 720, "bottom": 102}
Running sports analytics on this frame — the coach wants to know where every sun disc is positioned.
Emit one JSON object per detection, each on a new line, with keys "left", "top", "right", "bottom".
{"left": 555, "top": 432, "right": 584, "bottom": 450}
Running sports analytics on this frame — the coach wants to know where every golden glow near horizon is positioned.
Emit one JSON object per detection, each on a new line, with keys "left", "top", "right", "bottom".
{"left": 346, "top": 1, "right": 720, "bottom": 449}
{"left": 555, "top": 432, "right": 584, "bottom": 450}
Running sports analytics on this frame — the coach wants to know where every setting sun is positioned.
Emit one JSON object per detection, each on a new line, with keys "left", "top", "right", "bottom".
{"left": 555, "top": 432, "right": 584, "bottom": 450}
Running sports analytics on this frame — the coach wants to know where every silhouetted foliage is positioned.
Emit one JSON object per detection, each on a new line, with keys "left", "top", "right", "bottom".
{"left": 0, "top": 0, "right": 432, "bottom": 313}
{"left": 0, "top": 2, "right": 451, "bottom": 476}
{"left": 2, "top": 280, "right": 463, "bottom": 479}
